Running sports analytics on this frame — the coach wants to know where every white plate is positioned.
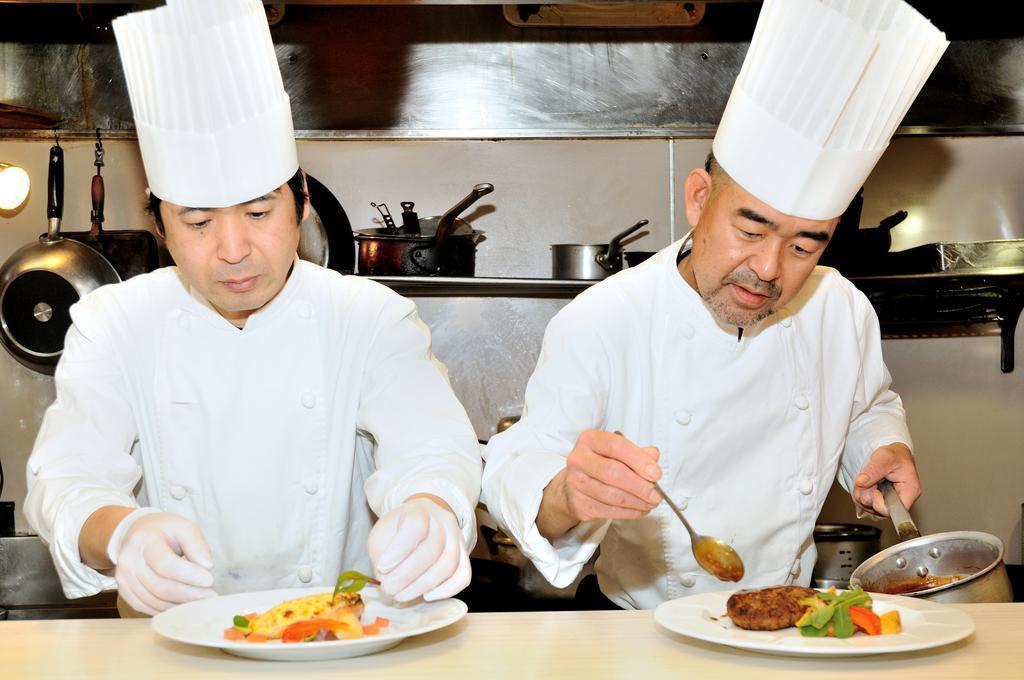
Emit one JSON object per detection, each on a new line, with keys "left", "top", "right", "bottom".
{"left": 152, "top": 586, "right": 468, "bottom": 661}
{"left": 654, "top": 590, "right": 974, "bottom": 657}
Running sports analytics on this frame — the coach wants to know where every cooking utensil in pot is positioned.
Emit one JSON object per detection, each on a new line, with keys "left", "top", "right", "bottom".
{"left": 400, "top": 201, "right": 420, "bottom": 235}
{"left": 355, "top": 182, "right": 493, "bottom": 277}
{"left": 60, "top": 130, "right": 160, "bottom": 280}
{"left": 847, "top": 480, "right": 1013, "bottom": 603}
{"left": 653, "top": 481, "right": 745, "bottom": 582}
{"left": 370, "top": 201, "right": 398, "bottom": 234}
{"left": 0, "top": 142, "right": 120, "bottom": 374}
{"left": 551, "top": 219, "right": 649, "bottom": 280}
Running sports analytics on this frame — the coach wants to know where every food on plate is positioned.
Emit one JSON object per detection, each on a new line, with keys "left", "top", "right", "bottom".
{"left": 726, "top": 585, "right": 818, "bottom": 630}
{"left": 727, "top": 586, "right": 903, "bottom": 638}
{"left": 223, "top": 570, "right": 390, "bottom": 644}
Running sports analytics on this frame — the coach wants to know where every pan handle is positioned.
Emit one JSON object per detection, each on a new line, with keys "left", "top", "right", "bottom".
{"left": 91, "top": 129, "right": 105, "bottom": 236}
{"left": 90, "top": 173, "right": 104, "bottom": 237}
{"left": 46, "top": 143, "right": 64, "bottom": 241}
{"left": 880, "top": 479, "right": 922, "bottom": 541}
{"left": 597, "top": 219, "right": 648, "bottom": 272}
{"left": 434, "top": 183, "right": 494, "bottom": 252}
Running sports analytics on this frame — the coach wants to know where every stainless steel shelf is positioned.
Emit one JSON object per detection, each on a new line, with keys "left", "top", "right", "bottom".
{"left": 368, "top": 275, "right": 594, "bottom": 298}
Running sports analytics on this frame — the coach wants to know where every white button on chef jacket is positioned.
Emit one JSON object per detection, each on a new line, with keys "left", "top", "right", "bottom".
{"left": 297, "top": 566, "right": 313, "bottom": 583}
{"left": 798, "top": 479, "right": 814, "bottom": 495}
{"left": 303, "top": 478, "right": 319, "bottom": 495}
{"left": 169, "top": 485, "right": 186, "bottom": 500}
{"left": 301, "top": 390, "right": 317, "bottom": 409}
{"left": 674, "top": 410, "right": 692, "bottom": 426}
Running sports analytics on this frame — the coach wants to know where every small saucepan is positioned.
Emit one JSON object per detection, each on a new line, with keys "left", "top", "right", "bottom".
{"left": 551, "top": 220, "right": 648, "bottom": 280}
{"left": 848, "top": 481, "right": 1013, "bottom": 603}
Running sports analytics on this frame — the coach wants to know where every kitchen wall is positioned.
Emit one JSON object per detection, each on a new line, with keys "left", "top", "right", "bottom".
{"left": 1, "top": 134, "right": 1023, "bottom": 565}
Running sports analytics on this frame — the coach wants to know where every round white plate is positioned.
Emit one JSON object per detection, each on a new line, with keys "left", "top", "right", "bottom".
{"left": 654, "top": 589, "right": 974, "bottom": 657}
{"left": 152, "top": 586, "right": 468, "bottom": 661}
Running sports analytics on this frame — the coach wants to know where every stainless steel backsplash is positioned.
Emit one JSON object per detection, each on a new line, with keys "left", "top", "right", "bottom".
{"left": 1, "top": 3, "right": 1022, "bottom": 137}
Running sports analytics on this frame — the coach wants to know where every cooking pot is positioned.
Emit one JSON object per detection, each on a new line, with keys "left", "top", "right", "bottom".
{"left": 355, "top": 183, "right": 492, "bottom": 277}
{"left": 551, "top": 219, "right": 648, "bottom": 280}
{"left": 0, "top": 144, "right": 120, "bottom": 374}
{"left": 849, "top": 531, "right": 1012, "bottom": 604}
{"left": 848, "top": 481, "right": 1013, "bottom": 603}
{"left": 811, "top": 523, "right": 881, "bottom": 589}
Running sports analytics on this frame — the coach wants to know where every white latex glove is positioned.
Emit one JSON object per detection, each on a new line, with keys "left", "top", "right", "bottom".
{"left": 107, "top": 509, "right": 217, "bottom": 616}
{"left": 367, "top": 497, "right": 470, "bottom": 603}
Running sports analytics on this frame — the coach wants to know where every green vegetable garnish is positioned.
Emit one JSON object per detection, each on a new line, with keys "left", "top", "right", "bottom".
{"left": 232, "top": 614, "right": 251, "bottom": 634}
{"left": 805, "top": 602, "right": 836, "bottom": 629}
{"left": 800, "top": 622, "right": 831, "bottom": 637}
{"left": 331, "top": 570, "right": 381, "bottom": 604}
{"left": 831, "top": 605, "right": 855, "bottom": 638}
{"left": 796, "top": 588, "right": 874, "bottom": 638}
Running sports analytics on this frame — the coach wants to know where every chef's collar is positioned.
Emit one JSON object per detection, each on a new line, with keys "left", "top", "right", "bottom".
{"left": 181, "top": 256, "right": 304, "bottom": 333}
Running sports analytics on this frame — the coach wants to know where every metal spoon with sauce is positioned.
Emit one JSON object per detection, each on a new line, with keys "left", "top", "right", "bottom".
{"left": 611, "top": 431, "right": 745, "bottom": 582}
{"left": 653, "top": 481, "right": 745, "bottom": 582}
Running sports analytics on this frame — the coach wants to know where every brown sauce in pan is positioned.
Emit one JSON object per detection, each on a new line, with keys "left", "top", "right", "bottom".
{"left": 883, "top": 574, "right": 963, "bottom": 595}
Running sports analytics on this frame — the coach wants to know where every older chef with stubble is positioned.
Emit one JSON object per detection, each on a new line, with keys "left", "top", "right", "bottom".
{"left": 483, "top": 0, "right": 949, "bottom": 609}
{"left": 25, "top": 0, "right": 481, "bottom": 616}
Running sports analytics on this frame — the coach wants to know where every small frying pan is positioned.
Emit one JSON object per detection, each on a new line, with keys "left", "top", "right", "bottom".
{"left": 0, "top": 143, "right": 120, "bottom": 374}
{"left": 60, "top": 130, "right": 161, "bottom": 280}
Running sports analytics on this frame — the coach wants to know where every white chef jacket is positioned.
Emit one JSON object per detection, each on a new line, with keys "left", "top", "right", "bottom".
{"left": 482, "top": 238, "right": 911, "bottom": 610}
{"left": 25, "top": 260, "right": 481, "bottom": 599}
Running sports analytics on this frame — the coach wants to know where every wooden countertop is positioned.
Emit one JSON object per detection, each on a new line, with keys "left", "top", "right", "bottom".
{"left": 2, "top": 604, "right": 1021, "bottom": 679}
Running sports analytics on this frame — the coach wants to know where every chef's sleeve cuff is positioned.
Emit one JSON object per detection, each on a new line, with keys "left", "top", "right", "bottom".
{"left": 487, "top": 450, "right": 609, "bottom": 589}
{"left": 839, "top": 420, "right": 913, "bottom": 492}
{"left": 49, "top": 493, "right": 137, "bottom": 599}
{"left": 385, "top": 478, "right": 479, "bottom": 550}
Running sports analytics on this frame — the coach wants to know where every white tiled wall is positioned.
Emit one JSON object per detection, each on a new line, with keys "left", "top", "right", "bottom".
{"left": 1, "top": 135, "right": 1022, "bottom": 564}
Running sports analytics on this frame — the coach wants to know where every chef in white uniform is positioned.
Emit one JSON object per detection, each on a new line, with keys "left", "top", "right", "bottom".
{"left": 482, "top": 0, "right": 949, "bottom": 609}
{"left": 25, "top": 0, "right": 481, "bottom": 616}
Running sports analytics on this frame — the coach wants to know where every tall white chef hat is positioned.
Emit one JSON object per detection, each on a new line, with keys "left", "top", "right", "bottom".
{"left": 712, "top": 0, "right": 948, "bottom": 220}
{"left": 112, "top": 0, "right": 297, "bottom": 208}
